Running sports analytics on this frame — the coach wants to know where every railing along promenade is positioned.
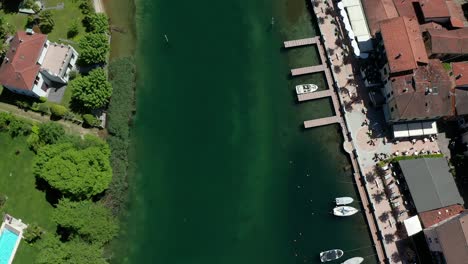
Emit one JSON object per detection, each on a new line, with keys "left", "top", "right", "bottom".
{"left": 308, "top": 1, "right": 388, "bottom": 263}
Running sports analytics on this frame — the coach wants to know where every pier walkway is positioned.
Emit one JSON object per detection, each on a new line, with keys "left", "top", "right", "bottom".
{"left": 283, "top": 36, "right": 319, "bottom": 48}
{"left": 291, "top": 65, "right": 325, "bottom": 76}
{"left": 304, "top": 116, "right": 340, "bottom": 128}
{"left": 297, "top": 89, "right": 332, "bottom": 102}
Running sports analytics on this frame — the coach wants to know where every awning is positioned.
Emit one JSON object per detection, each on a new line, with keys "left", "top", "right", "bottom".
{"left": 404, "top": 216, "right": 422, "bottom": 236}
{"left": 422, "top": 121, "right": 438, "bottom": 135}
{"left": 393, "top": 121, "right": 439, "bottom": 138}
{"left": 393, "top": 123, "right": 409, "bottom": 138}
{"left": 408, "top": 122, "right": 424, "bottom": 137}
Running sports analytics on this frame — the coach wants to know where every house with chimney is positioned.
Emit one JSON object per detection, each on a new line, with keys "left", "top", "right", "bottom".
{"left": 0, "top": 30, "right": 78, "bottom": 99}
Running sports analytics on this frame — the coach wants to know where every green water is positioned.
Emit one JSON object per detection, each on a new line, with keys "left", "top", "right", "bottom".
{"left": 125, "top": 0, "right": 378, "bottom": 263}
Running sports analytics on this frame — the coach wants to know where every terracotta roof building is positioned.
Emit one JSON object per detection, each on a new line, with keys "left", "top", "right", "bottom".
{"left": 425, "top": 28, "right": 468, "bottom": 60}
{"left": 453, "top": 62, "right": 468, "bottom": 116}
{"left": 380, "top": 17, "right": 429, "bottom": 74}
{"left": 419, "top": 204, "right": 465, "bottom": 228}
{"left": 384, "top": 60, "right": 452, "bottom": 121}
{"left": 361, "top": 0, "right": 399, "bottom": 36}
{"left": 0, "top": 31, "right": 47, "bottom": 93}
{"left": 423, "top": 211, "right": 468, "bottom": 264}
{"left": 0, "top": 30, "right": 78, "bottom": 99}
{"left": 419, "top": 0, "right": 450, "bottom": 21}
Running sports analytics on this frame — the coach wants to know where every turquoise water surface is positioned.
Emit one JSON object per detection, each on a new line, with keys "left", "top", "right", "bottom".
{"left": 0, "top": 227, "right": 19, "bottom": 264}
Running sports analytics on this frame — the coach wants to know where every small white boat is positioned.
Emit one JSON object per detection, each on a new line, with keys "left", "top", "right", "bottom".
{"left": 335, "top": 197, "right": 354, "bottom": 205}
{"left": 342, "top": 257, "right": 364, "bottom": 264}
{"left": 320, "top": 249, "right": 344, "bottom": 262}
{"left": 296, "top": 84, "right": 318, "bottom": 95}
{"left": 333, "top": 206, "right": 359, "bottom": 217}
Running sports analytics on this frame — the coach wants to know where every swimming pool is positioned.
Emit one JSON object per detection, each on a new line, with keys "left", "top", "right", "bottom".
{"left": 0, "top": 227, "right": 19, "bottom": 264}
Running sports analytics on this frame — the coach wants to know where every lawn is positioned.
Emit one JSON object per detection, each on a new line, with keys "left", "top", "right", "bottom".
{"left": 0, "top": 133, "right": 55, "bottom": 264}
{"left": 1, "top": 0, "right": 87, "bottom": 50}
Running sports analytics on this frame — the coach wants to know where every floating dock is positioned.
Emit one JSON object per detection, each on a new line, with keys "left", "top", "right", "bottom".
{"left": 283, "top": 36, "right": 320, "bottom": 48}
{"left": 291, "top": 65, "right": 325, "bottom": 76}
{"left": 304, "top": 116, "right": 340, "bottom": 128}
{"left": 297, "top": 89, "right": 332, "bottom": 102}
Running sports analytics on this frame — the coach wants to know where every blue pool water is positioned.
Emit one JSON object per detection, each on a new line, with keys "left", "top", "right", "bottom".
{"left": 0, "top": 228, "right": 19, "bottom": 264}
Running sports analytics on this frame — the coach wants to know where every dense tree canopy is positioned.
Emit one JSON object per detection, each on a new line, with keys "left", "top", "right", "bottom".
{"left": 71, "top": 68, "right": 112, "bottom": 109}
{"left": 36, "top": 235, "right": 107, "bottom": 264}
{"left": 78, "top": 33, "right": 109, "bottom": 65}
{"left": 83, "top": 13, "right": 109, "bottom": 33}
{"left": 52, "top": 199, "right": 118, "bottom": 245}
{"left": 33, "top": 142, "right": 112, "bottom": 199}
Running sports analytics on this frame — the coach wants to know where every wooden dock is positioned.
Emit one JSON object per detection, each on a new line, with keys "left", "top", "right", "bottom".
{"left": 291, "top": 64, "right": 325, "bottom": 76}
{"left": 297, "top": 90, "right": 332, "bottom": 102}
{"left": 304, "top": 116, "right": 340, "bottom": 128}
{"left": 283, "top": 36, "right": 320, "bottom": 48}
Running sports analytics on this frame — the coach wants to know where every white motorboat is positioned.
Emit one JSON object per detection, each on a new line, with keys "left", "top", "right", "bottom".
{"left": 333, "top": 206, "right": 359, "bottom": 217}
{"left": 342, "top": 257, "right": 364, "bottom": 264}
{"left": 295, "top": 84, "right": 318, "bottom": 95}
{"left": 335, "top": 197, "right": 354, "bottom": 205}
{"left": 320, "top": 249, "right": 344, "bottom": 262}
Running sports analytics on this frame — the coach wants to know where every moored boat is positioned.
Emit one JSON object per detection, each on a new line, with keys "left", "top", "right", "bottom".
{"left": 320, "top": 249, "right": 344, "bottom": 262}
{"left": 335, "top": 197, "right": 353, "bottom": 205}
{"left": 295, "top": 84, "right": 318, "bottom": 95}
{"left": 342, "top": 257, "right": 364, "bottom": 264}
{"left": 333, "top": 206, "right": 359, "bottom": 217}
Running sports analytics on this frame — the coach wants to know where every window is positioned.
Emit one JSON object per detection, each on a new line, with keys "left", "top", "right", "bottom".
{"left": 383, "top": 68, "right": 387, "bottom": 75}
{"left": 390, "top": 107, "right": 394, "bottom": 112}
{"left": 435, "top": 238, "right": 439, "bottom": 243}
{"left": 428, "top": 237, "right": 432, "bottom": 243}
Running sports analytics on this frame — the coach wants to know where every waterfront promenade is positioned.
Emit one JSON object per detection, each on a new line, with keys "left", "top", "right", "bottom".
{"left": 309, "top": 0, "right": 444, "bottom": 263}
{"left": 308, "top": 1, "right": 386, "bottom": 263}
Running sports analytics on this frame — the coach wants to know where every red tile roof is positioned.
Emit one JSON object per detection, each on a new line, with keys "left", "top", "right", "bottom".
{"left": 427, "top": 28, "right": 468, "bottom": 55}
{"left": 453, "top": 62, "right": 468, "bottom": 87}
{"left": 393, "top": 0, "right": 418, "bottom": 20}
{"left": 0, "top": 31, "right": 47, "bottom": 91}
{"left": 419, "top": 204, "right": 464, "bottom": 228}
{"left": 361, "top": 0, "right": 399, "bottom": 36}
{"left": 381, "top": 17, "right": 429, "bottom": 73}
{"left": 446, "top": 0, "right": 467, "bottom": 27}
{"left": 390, "top": 60, "right": 452, "bottom": 120}
{"left": 419, "top": 0, "right": 450, "bottom": 19}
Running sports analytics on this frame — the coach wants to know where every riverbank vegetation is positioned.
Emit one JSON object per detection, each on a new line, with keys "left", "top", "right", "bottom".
{"left": 102, "top": 57, "right": 136, "bottom": 214}
{"left": 0, "top": 113, "right": 118, "bottom": 263}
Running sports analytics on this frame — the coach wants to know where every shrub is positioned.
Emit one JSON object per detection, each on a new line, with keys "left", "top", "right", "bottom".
{"left": 38, "top": 104, "right": 49, "bottom": 115}
{"left": 27, "top": 133, "right": 41, "bottom": 152}
{"left": 0, "top": 112, "right": 12, "bottom": 131}
{"left": 39, "top": 10, "right": 55, "bottom": 34}
{"left": 23, "top": 223, "right": 44, "bottom": 244}
{"left": 8, "top": 119, "right": 31, "bottom": 137}
{"left": 50, "top": 104, "right": 68, "bottom": 118}
{"left": 82, "top": 114, "right": 99, "bottom": 127}
{"left": 38, "top": 122, "right": 65, "bottom": 145}
{"left": 68, "top": 70, "right": 78, "bottom": 80}
{"left": 67, "top": 22, "right": 79, "bottom": 39}
{"left": 79, "top": 0, "right": 93, "bottom": 15}
{"left": 15, "top": 100, "right": 30, "bottom": 110}
{"left": 0, "top": 194, "right": 7, "bottom": 208}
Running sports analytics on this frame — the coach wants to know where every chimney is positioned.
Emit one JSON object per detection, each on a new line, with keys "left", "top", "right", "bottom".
{"left": 19, "top": 39, "right": 23, "bottom": 43}
{"left": 456, "top": 74, "right": 463, "bottom": 80}
{"left": 395, "top": 53, "right": 402, "bottom": 59}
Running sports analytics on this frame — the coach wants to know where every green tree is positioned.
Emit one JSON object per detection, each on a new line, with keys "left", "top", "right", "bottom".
{"left": 52, "top": 199, "right": 118, "bottom": 245}
{"left": 33, "top": 143, "right": 112, "bottom": 199}
{"left": 36, "top": 235, "right": 107, "bottom": 264}
{"left": 78, "top": 33, "right": 109, "bottom": 65}
{"left": 67, "top": 21, "right": 79, "bottom": 39}
{"left": 8, "top": 119, "right": 31, "bottom": 137}
{"left": 49, "top": 104, "right": 68, "bottom": 118}
{"left": 38, "top": 122, "right": 64, "bottom": 145}
{"left": 83, "top": 13, "right": 109, "bottom": 33}
{"left": 39, "top": 10, "right": 55, "bottom": 34}
{"left": 71, "top": 68, "right": 112, "bottom": 109}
